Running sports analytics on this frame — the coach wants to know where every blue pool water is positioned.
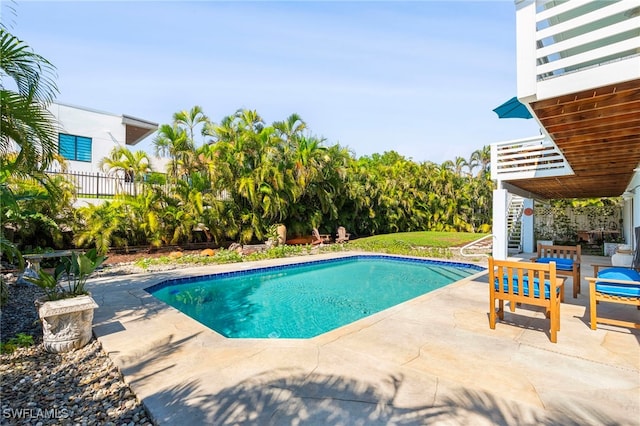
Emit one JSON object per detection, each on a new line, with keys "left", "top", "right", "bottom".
{"left": 146, "top": 255, "right": 483, "bottom": 339}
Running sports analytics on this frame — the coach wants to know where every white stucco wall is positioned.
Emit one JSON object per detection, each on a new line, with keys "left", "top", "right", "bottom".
{"left": 627, "top": 170, "right": 640, "bottom": 248}
{"left": 49, "top": 103, "right": 127, "bottom": 173}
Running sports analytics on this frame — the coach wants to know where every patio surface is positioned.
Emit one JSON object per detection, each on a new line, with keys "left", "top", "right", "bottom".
{"left": 88, "top": 252, "right": 639, "bottom": 425}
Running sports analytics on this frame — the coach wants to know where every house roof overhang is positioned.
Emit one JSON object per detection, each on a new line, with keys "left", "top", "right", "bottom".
{"left": 504, "top": 78, "right": 640, "bottom": 200}
{"left": 122, "top": 115, "right": 158, "bottom": 146}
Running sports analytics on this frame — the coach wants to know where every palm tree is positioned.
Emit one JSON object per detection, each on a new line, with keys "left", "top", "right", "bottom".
{"left": 120, "top": 191, "right": 164, "bottom": 249}
{"left": 453, "top": 156, "right": 468, "bottom": 176}
{"left": 74, "top": 201, "right": 127, "bottom": 254}
{"left": 470, "top": 146, "right": 491, "bottom": 178}
{"left": 99, "top": 147, "right": 152, "bottom": 195}
{"left": 290, "top": 135, "right": 326, "bottom": 188}
{"left": 173, "top": 105, "right": 209, "bottom": 147}
{"left": 0, "top": 28, "right": 58, "bottom": 174}
{"left": 163, "top": 181, "right": 204, "bottom": 244}
{"left": 440, "top": 159, "right": 454, "bottom": 173}
{"left": 273, "top": 113, "right": 306, "bottom": 146}
{"left": 466, "top": 153, "right": 479, "bottom": 177}
{"left": 0, "top": 28, "right": 59, "bottom": 275}
{"left": 152, "top": 123, "right": 190, "bottom": 180}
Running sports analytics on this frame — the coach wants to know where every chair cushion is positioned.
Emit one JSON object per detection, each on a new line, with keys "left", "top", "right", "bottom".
{"left": 536, "top": 257, "right": 574, "bottom": 271}
{"left": 598, "top": 268, "right": 640, "bottom": 281}
{"left": 494, "top": 276, "right": 559, "bottom": 299}
{"left": 596, "top": 268, "right": 640, "bottom": 297}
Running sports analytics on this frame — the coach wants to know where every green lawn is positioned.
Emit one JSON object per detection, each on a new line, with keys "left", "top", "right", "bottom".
{"left": 132, "top": 231, "right": 490, "bottom": 270}
{"left": 346, "top": 231, "right": 489, "bottom": 259}
{"left": 351, "top": 231, "right": 488, "bottom": 247}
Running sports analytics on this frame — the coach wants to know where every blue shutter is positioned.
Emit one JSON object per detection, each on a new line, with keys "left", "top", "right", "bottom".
{"left": 58, "top": 134, "right": 75, "bottom": 159}
{"left": 58, "top": 133, "right": 92, "bottom": 162}
{"left": 76, "top": 136, "right": 92, "bottom": 162}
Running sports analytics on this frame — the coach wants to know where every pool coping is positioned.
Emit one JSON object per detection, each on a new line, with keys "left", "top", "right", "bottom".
{"left": 88, "top": 251, "right": 639, "bottom": 425}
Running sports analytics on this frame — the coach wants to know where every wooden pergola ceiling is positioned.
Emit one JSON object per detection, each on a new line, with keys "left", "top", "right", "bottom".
{"left": 506, "top": 79, "right": 640, "bottom": 200}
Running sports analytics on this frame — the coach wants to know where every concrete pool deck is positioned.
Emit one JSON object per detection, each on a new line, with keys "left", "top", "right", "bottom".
{"left": 89, "top": 252, "right": 639, "bottom": 425}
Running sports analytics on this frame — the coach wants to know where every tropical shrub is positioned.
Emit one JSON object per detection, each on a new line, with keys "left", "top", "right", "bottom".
{"left": 74, "top": 201, "right": 128, "bottom": 254}
{"left": 26, "top": 249, "right": 107, "bottom": 301}
{"left": 0, "top": 333, "right": 34, "bottom": 354}
{"left": 0, "top": 277, "right": 8, "bottom": 307}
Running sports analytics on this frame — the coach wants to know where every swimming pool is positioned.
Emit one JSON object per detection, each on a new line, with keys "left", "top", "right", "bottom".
{"left": 146, "top": 255, "right": 483, "bottom": 339}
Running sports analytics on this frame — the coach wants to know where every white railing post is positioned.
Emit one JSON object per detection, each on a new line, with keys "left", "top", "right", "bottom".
{"left": 493, "top": 186, "right": 509, "bottom": 260}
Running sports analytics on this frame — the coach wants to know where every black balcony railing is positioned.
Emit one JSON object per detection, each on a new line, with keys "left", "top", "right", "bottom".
{"left": 45, "top": 169, "right": 230, "bottom": 200}
{"left": 47, "top": 169, "right": 154, "bottom": 198}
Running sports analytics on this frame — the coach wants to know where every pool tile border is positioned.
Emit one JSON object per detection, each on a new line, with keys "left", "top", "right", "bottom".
{"left": 144, "top": 254, "right": 485, "bottom": 294}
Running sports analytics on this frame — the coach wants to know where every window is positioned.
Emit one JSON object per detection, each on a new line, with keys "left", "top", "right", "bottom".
{"left": 58, "top": 133, "right": 92, "bottom": 162}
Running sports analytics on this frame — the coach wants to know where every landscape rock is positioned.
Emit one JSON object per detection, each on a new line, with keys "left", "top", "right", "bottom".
{"left": 1, "top": 284, "right": 155, "bottom": 425}
{"left": 200, "top": 248, "right": 215, "bottom": 257}
{"left": 168, "top": 251, "right": 183, "bottom": 259}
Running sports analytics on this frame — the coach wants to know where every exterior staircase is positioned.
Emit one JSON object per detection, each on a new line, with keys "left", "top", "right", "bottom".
{"left": 507, "top": 195, "right": 524, "bottom": 253}
{"left": 459, "top": 195, "right": 525, "bottom": 258}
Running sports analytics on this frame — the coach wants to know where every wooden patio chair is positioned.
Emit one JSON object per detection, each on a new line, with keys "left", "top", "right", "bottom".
{"left": 489, "top": 257, "right": 563, "bottom": 343}
{"left": 531, "top": 244, "right": 581, "bottom": 298}
{"left": 335, "top": 226, "right": 350, "bottom": 243}
{"left": 587, "top": 266, "right": 640, "bottom": 330}
{"left": 311, "top": 228, "right": 331, "bottom": 245}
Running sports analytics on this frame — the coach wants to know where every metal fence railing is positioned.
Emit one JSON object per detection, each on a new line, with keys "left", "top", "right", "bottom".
{"left": 45, "top": 170, "right": 230, "bottom": 201}
{"left": 47, "top": 169, "right": 148, "bottom": 198}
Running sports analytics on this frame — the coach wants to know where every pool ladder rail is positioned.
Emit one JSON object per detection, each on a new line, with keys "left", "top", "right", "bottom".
{"left": 459, "top": 234, "right": 494, "bottom": 258}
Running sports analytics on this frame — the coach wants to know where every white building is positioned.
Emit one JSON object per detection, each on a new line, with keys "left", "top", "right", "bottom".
{"left": 48, "top": 102, "right": 159, "bottom": 173}
{"left": 491, "top": 0, "right": 640, "bottom": 258}
{"left": 44, "top": 102, "right": 166, "bottom": 204}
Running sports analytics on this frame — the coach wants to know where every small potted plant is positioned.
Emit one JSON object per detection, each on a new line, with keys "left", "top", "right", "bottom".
{"left": 27, "top": 249, "right": 106, "bottom": 353}
{"left": 265, "top": 224, "right": 286, "bottom": 248}
{"left": 535, "top": 224, "right": 554, "bottom": 247}
{"left": 264, "top": 225, "right": 278, "bottom": 249}
{"left": 603, "top": 232, "right": 625, "bottom": 257}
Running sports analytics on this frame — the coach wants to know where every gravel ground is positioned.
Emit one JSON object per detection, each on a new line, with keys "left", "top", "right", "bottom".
{"left": 0, "top": 249, "right": 279, "bottom": 426}
{"left": 0, "top": 252, "right": 237, "bottom": 426}
{"left": 1, "top": 279, "right": 155, "bottom": 426}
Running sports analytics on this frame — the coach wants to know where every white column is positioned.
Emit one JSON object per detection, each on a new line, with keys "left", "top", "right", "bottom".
{"left": 521, "top": 198, "right": 535, "bottom": 253}
{"left": 621, "top": 193, "right": 632, "bottom": 245}
{"left": 626, "top": 170, "right": 640, "bottom": 249}
{"left": 633, "top": 192, "right": 639, "bottom": 249}
{"left": 492, "top": 187, "right": 508, "bottom": 260}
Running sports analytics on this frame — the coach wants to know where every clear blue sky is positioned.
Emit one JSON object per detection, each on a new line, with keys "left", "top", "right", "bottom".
{"left": 6, "top": 1, "right": 539, "bottom": 164}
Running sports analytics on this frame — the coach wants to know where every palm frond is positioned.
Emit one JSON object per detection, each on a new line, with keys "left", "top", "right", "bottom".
{"left": 0, "top": 28, "right": 58, "bottom": 103}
